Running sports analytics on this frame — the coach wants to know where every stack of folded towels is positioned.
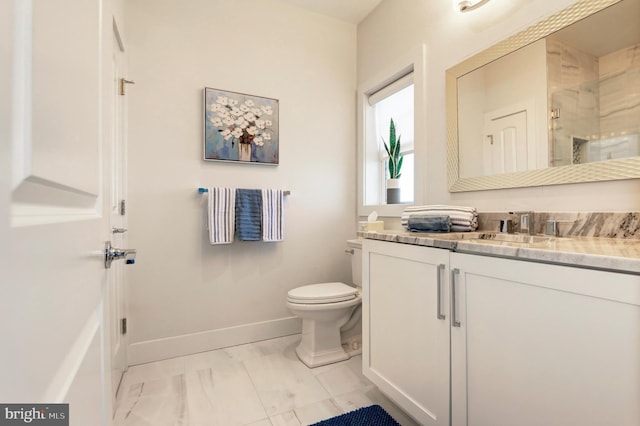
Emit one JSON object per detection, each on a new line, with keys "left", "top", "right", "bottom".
{"left": 401, "top": 205, "right": 478, "bottom": 233}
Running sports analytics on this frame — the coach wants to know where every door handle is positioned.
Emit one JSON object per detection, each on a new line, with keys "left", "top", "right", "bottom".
{"left": 436, "top": 264, "right": 445, "bottom": 320}
{"left": 112, "top": 227, "right": 128, "bottom": 234}
{"left": 105, "top": 241, "right": 137, "bottom": 269}
{"left": 451, "top": 268, "right": 461, "bottom": 327}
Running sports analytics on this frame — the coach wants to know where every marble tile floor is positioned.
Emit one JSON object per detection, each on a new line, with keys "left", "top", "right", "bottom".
{"left": 113, "top": 334, "right": 419, "bottom": 426}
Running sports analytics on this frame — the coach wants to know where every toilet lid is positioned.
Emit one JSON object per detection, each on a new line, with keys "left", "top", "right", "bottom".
{"left": 287, "top": 282, "right": 358, "bottom": 304}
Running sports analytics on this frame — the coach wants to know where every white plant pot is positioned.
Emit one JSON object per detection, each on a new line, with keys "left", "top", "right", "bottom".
{"left": 386, "top": 178, "right": 401, "bottom": 204}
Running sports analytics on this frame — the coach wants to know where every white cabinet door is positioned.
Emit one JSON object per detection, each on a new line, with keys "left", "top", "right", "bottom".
{"left": 451, "top": 252, "right": 640, "bottom": 426}
{"left": 363, "top": 240, "right": 450, "bottom": 426}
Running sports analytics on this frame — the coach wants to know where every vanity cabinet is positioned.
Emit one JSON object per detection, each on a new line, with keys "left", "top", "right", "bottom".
{"left": 362, "top": 240, "right": 450, "bottom": 426}
{"left": 450, "top": 252, "right": 640, "bottom": 426}
{"left": 363, "top": 238, "right": 640, "bottom": 426}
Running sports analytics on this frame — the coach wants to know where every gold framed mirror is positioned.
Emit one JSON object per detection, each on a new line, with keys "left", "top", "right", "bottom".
{"left": 447, "top": 0, "right": 640, "bottom": 192}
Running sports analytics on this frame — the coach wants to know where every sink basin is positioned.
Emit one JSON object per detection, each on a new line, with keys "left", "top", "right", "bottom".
{"left": 422, "top": 232, "right": 484, "bottom": 240}
{"left": 422, "top": 232, "right": 556, "bottom": 244}
{"left": 470, "top": 233, "right": 553, "bottom": 244}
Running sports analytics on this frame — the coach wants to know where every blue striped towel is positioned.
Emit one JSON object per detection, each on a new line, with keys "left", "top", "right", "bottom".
{"left": 207, "top": 187, "right": 235, "bottom": 244}
{"left": 401, "top": 205, "right": 478, "bottom": 232}
{"left": 235, "top": 189, "right": 262, "bottom": 241}
{"left": 407, "top": 215, "right": 451, "bottom": 232}
{"left": 262, "top": 189, "right": 284, "bottom": 242}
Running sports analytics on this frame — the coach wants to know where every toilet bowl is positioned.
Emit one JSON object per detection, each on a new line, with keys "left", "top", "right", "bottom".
{"left": 286, "top": 239, "right": 363, "bottom": 368}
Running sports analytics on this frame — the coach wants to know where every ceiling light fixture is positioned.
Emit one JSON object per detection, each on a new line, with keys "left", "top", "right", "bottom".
{"left": 456, "top": 0, "right": 491, "bottom": 12}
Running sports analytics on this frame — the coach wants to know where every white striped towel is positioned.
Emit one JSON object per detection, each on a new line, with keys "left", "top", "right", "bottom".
{"left": 207, "top": 187, "right": 236, "bottom": 244}
{"left": 261, "top": 189, "right": 284, "bottom": 242}
{"left": 401, "top": 205, "right": 478, "bottom": 231}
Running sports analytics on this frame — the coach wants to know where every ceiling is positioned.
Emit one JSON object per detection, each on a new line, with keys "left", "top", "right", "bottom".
{"left": 275, "top": 0, "right": 384, "bottom": 24}
{"left": 548, "top": 0, "right": 640, "bottom": 57}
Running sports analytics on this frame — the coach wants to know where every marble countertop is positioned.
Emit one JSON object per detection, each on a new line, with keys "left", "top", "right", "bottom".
{"left": 359, "top": 230, "right": 640, "bottom": 275}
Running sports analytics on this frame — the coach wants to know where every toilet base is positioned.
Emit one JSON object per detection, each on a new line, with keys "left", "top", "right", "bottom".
{"left": 294, "top": 317, "right": 352, "bottom": 368}
{"left": 295, "top": 342, "right": 350, "bottom": 368}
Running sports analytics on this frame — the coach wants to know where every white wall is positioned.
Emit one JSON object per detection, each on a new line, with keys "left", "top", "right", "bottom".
{"left": 125, "top": 0, "right": 356, "bottom": 364}
{"left": 358, "top": 0, "right": 640, "bottom": 213}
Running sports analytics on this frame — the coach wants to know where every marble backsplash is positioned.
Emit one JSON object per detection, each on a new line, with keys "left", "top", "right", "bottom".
{"left": 478, "top": 212, "right": 640, "bottom": 239}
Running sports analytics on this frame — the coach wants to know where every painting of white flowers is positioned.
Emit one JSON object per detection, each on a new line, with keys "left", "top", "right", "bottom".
{"left": 204, "top": 87, "right": 279, "bottom": 164}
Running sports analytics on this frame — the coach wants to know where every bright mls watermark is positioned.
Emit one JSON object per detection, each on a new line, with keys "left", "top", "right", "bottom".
{"left": 0, "top": 404, "right": 68, "bottom": 425}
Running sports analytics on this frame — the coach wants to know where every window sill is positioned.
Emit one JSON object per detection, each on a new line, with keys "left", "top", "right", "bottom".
{"left": 358, "top": 202, "right": 413, "bottom": 218}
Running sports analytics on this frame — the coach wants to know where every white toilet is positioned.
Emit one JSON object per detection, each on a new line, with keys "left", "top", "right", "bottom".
{"left": 286, "top": 239, "right": 362, "bottom": 368}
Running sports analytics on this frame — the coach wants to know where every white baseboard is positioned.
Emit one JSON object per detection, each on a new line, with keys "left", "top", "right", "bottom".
{"left": 128, "top": 316, "right": 302, "bottom": 365}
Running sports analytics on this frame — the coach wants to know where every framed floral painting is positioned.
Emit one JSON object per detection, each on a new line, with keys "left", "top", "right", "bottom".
{"left": 204, "top": 87, "right": 279, "bottom": 165}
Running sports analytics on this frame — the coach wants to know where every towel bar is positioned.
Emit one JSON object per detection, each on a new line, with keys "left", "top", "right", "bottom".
{"left": 198, "top": 187, "right": 290, "bottom": 195}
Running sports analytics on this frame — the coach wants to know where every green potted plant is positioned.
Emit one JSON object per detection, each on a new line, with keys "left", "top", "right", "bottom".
{"left": 382, "top": 118, "right": 403, "bottom": 204}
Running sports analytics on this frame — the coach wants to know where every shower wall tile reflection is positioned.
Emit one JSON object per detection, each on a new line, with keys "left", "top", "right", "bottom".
{"left": 599, "top": 44, "right": 640, "bottom": 137}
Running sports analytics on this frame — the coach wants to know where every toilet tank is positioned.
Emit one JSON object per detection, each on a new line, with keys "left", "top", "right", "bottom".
{"left": 347, "top": 239, "right": 362, "bottom": 287}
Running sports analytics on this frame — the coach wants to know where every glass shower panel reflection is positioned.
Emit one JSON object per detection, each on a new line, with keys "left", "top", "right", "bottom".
{"left": 550, "top": 79, "right": 599, "bottom": 166}
{"left": 551, "top": 68, "right": 640, "bottom": 166}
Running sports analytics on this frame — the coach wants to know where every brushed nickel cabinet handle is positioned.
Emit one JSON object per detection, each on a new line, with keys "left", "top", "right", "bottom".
{"left": 437, "top": 264, "right": 445, "bottom": 320}
{"left": 451, "top": 268, "right": 461, "bottom": 327}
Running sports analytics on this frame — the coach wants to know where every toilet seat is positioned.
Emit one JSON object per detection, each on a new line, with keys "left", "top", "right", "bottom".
{"left": 287, "top": 282, "right": 358, "bottom": 304}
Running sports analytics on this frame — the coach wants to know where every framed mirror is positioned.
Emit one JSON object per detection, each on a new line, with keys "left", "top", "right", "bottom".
{"left": 447, "top": 0, "right": 640, "bottom": 192}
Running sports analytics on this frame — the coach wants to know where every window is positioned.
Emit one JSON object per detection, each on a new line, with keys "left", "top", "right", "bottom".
{"left": 368, "top": 79, "right": 414, "bottom": 204}
{"left": 357, "top": 46, "right": 425, "bottom": 217}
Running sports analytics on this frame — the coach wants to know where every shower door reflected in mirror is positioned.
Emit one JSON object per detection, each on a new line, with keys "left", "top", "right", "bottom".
{"left": 550, "top": 50, "right": 640, "bottom": 166}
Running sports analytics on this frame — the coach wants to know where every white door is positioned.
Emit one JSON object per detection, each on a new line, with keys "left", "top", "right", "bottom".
{"left": 109, "top": 24, "right": 129, "bottom": 407}
{"left": 2, "top": 1, "right": 118, "bottom": 425}
{"left": 483, "top": 109, "right": 530, "bottom": 174}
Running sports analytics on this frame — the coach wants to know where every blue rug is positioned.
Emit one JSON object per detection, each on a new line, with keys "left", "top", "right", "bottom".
{"left": 311, "top": 405, "right": 400, "bottom": 425}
